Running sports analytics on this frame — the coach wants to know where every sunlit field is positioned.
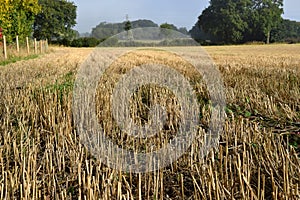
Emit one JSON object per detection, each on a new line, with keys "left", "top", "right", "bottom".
{"left": 0, "top": 44, "right": 299, "bottom": 199}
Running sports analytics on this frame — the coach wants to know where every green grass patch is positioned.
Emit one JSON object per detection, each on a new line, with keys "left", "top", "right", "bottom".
{"left": 0, "top": 54, "right": 39, "bottom": 66}
{"left": 45, "top": 71, "right": 75, "bottom": 92}
{"left": 31, "top": 71, "right": 75, "bottom": 106}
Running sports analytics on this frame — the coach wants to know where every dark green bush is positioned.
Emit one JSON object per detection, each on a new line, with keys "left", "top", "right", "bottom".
{"left": 70, "top": 37, "right": 101, "bottom": 47}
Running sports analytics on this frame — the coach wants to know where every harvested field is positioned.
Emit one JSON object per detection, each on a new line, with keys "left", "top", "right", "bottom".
{"left": 0, "top": 44, "right": 299, "bottom": 199}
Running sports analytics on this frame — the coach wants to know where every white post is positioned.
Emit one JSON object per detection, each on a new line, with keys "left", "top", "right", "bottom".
{"left": 34, "top": 38, "right": 37, "bottom": 54}
{"left": 26, "top": 37, "right": 30, "bottom": 54}
{"left": 45, "top": 39, "right": 48, "bottom": 52}
{"left": 3, "top": 35, "right": 7, "bottom": 59}
{"left": 40, "top": 40, "right": 43, "bottom": 53}
{"left": 16, "top": 35, "right": 19, "bottom": 53}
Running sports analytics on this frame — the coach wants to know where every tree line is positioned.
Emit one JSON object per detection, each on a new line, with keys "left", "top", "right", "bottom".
{"left": 91, "top": 20, "right": 189, "bottom": 40}
{"left": 190, "top": 0, "right": 300, "bottom": 44}
{"left": 0, "top": 0, "right": 77, "bottom": 44}
{"left": 1, "top": 0, "right": 299, "bottom": 47}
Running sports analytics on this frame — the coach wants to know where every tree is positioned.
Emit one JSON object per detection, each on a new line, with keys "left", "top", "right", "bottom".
{"left": 91, "top": 20, "right": 159, "bottom": 40}
{"left": 195, "top": 0, "right": 283, "bottom": 44}
{"left": 33, "top": 0, "right": 77, "bottom": 42}
{"left": 124, "top": 21, "right": 132, "bottom": 32}
{"left": 159, "top": 23, "right": 179, "bottom": 38}
{"left": 0, "top": 0, "right": 41, "bottom": 43}
{"left": 250, "top": 0, "right": 283, "bottom": 44}
{"left": 124, "top": 15, "right": 133, "bottom": 40}
{"left": 189, "top": 21, "right": 213, "bottom": 43}
{"left": 160, "top": 23, "right": 178, "bottom": 31}
{"left": 271, "top": 19, "right": 300, "bottom": 43}
{"left": 198, "top": 0, "right": 250, "bottom": 44}
{"left": 178, "top": 27, "right": 189, "bottom": 35}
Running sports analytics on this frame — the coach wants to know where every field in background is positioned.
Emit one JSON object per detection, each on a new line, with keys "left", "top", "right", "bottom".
{"left": 0, "top": 44, "right": 299, "bottom": 199}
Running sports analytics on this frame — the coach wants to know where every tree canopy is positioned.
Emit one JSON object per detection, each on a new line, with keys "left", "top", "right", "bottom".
{"left": 271, "top": 19, "right": 300, "bottom": 43}
{"left": 0, "top": 0, "right": 41, "bottom": 42}
{"left": 195, "top": 0, "right": 284, "bottom": 44}
{"left": 159, "top": 23, "right": 178, "bottom": 38}
{"left": 33, "top": 0, "right": 77, "bottom": 42}
{"left": 160, "top": 23, "right": 178, "bottom": 31}
{"left": 124, "top": 21, "right": 132, "bottom": 32}
{"left": 189, "top": 21, "right": 213, "bottom": 43}
{"left": 91, "top": 20, "right": 159, "bottom": 40}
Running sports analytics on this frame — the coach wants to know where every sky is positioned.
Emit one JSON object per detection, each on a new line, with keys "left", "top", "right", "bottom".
{"left": 72, "top": 0, "right": 300, "bottom": 33}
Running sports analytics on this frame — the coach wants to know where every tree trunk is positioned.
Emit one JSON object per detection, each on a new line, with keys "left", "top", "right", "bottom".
{"left": 266, "top": 30, "right": 270, "bottom": 44}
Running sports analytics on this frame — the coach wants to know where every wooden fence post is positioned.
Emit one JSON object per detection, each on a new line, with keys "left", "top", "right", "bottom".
{"left": 3, "top": 35, "right": 7, "bottom": 59}
{"left": 40, "top": 40, "right": 43, "bottom": 53}
{"left": 34, "top": 38, "right": 37, "bottom": 54}
{"left": 45, "top": 39, "right": 48, "bottom": 52}
{"left": 16, "top": 35, "right": 19, "bottom": 53}
{"left": 26, "top": 37, "right": 30, "bottom": 54}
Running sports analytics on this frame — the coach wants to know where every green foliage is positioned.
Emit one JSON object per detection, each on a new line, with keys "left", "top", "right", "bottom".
{"left": 0, "top": 0, "right": 41, "bottom": 43}
{"left": 189, "top": 21, "right": 213, "bottom": 44}
{"left": 195, "top": 0, "right": 284, "bottom": 44}
{"left": 248, "top": 0, "right": 284, "bottom": 44}
{"left": 91, "top": 20, "right": 158, "bottom": 40}
{"left": 43, "top": 71, "right": 75, "bottom": 103}
{"left": 160, "top": 23, "right": 178, "bottom": 31}
{"left": 33, "top": 0, "right": 77, "bottom": 42}
{"left": 124, "top": 21, "right": 132, "bottom": 31}
{"left": 70, "top": 37, "right": 102, "bottom": 47}
{"left": 159, "top": 23, "right": 181, "bottom": 38}
{"left": 158, "top": 38, "right": 199, "bottom": 46}
{"left": 199, "top": 0, "right": 250, "bottom": 44}
{"left": 271, "top": 19, "right": 300, "bottom": 43}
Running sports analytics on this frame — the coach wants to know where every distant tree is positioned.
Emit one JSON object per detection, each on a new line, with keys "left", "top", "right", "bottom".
{"left": 71, "top": 37, "right": 101, "bottom": 47}
{"left": 195, "top": 0, "right": 283, "bottom": 44}
{"left": 271, "top": 19, "right": 300, "bottom": 43}
{"left": 91, "top": 20, "right": 158, "bottom": 40}
{"left": 160, "top": 23, "right": 178, "bottom": 31}
{"left": 160, "top": 23, "right": 179, "bottom": 38}
{"left": 73, "top": 30, "right": 80, "bottom": 39}
{"left": 124, "top": 21, "right": 132, "bottom": 31}
{"left": 124, "top": 15, "right": 133, "bottom": 40}
{"left": 178, "top": 27, "right": 189, "bottom": 35}
{"left": 33, "top": 0, "right": 77, "bottom": 42}
{"left": 189, "top": 21, "right": 213, "bottom": 43}
{"left": 250, "top": 0, "right": 283, "bottom": 44}
{"left": 199, "top": 0, "right": 250, "bottom": 44}
{"left": 131, "top": 20, "right": 158, "bottom": 28}
{"left": 0, "top": 0, "right": 41, "bottom": 43}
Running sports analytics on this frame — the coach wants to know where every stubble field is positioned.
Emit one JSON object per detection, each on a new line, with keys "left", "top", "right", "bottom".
{"left": 0, "top": 44, "right": 299, "bottom": 199}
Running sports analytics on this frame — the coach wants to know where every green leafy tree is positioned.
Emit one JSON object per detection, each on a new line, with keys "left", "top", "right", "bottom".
{"left": 195, "top": 0, "right": 283, "bottom": 44}
{"left": 33, "top": 0, "right": 77, "bottom": 42}
{"left": 271, "top": 19, "right": 300, "bottom": 43}
{"left": 160, "top": 23, "right": 179, "bottom": 38}
{"left": 124, "top": 20, "right": 132, "bottom": 31}
{"left": 189, "top": 21, "right": 213, "bottom": 43}
{"left": 124, "top": 18, "right": 133, "bottom": 41}
{"left": 160, "top": 23, "right": 178, "bottom": 31}
{"left": 250, "top": 0, "right": 283, "bottom": 44}
{"left": 199, "top": 0, "right": 250, "bottom": 44}
{"left": 91, "top": 20, "right": 158, "bottom": 40}
{"left": 0, "top": 0, "right": 41, "bottom": 43}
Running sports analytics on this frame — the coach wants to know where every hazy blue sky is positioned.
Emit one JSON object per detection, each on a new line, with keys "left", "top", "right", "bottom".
{"left": 72, "top": 0, "right": 300, "bottom": 33}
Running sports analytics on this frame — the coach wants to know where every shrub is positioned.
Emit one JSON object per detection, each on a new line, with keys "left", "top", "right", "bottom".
{"left": 70, "top": 37, "right": 101, "bottom": 47}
